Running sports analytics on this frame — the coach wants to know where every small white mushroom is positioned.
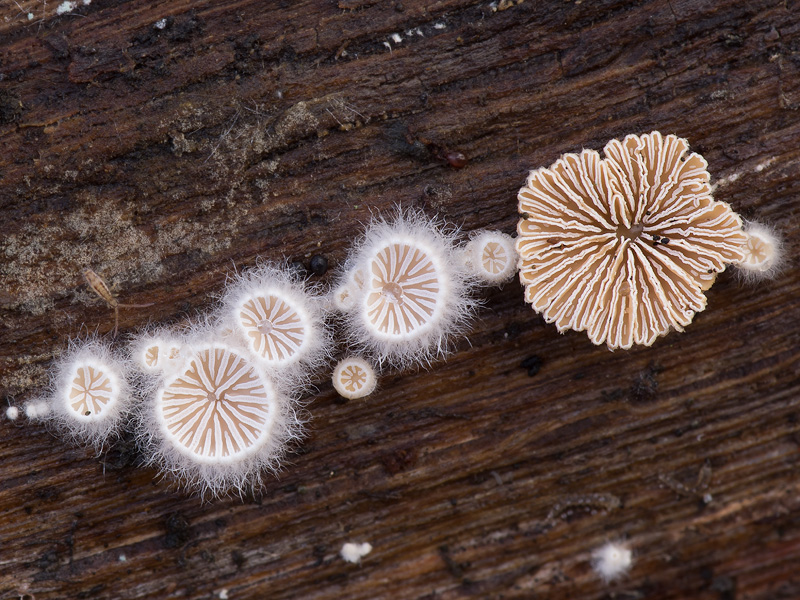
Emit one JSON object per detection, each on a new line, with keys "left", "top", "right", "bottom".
{"left": 142, "top": 342, "right": 300, "bottom": 497}
{"left": 332, "top": 356, "right": 377, "bottom": 400}
{"left": 735, "top": 221, "right": 784, "bottom": 280}
{"left": 37, "top": 338, "right": 132, "bottom": 447}
{"left": 337, "top": 210, "right": 477, "bottom": 368}
{"left": 463, "top": 230, "right": 518, "bottom": 284}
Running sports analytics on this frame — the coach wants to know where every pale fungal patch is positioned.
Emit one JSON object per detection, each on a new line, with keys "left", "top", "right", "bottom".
{"left": 332, "top": 356, "right": 377, "bottom": 400}
{"left": 464, "top": 231, "right": 518, "bottom": 284}
{"left": 157, "top": 344, "right": 277, "bottom": 465}
{"left": 6, "top": 406, "right": 19, "bottom": 421}
{"left": 735, "top": 221, "right": 784, "bottom": 280}
{"left": 592, "top": 541, "right": 632, "bottom": 582}
{"left": 341, "top": 542, "right": 372, "bottom": 564}
{"left": 517, "top": 131, "right": 747, "bottom": 350}
{"left": 56, "top": 1, "right": 77, "bottom": 14}
{"left": 337, "top": 210, "right": 477, "bottom": 368}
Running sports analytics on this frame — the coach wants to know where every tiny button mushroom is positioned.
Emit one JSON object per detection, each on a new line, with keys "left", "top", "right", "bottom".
{"left": 463, "top": 231, "right": 518, "bottom": 285}
{"left": 332, "top": 356, "right": 377, "bottom": 400}
{"left": 734, "top": 221, "right": 784, "bottom": 281}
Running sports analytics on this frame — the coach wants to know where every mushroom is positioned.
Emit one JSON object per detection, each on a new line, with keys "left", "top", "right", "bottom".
{"left": 218, "top": 263, "right": 331, "bottom": 382}
{"left": 142, "top": 343, "right": 299, "bottom": 497}
{"left": 332, "top": 356, "right": 377, "bottom": 400}
{"left": 336, "top": 209, "right": 477, "bottom": 368}
{"left": 517, "top": 132, "right": 746, "bottom": 349}
{"left": 463, "top": 230, "right": 518, "bottom": 285}
{"left": 735, "top": 221, "right": 784, "bottom": 280}
{"left": 130, "top": 328, "right": 186, "bottom": 375}
{"left": 34, "top": 338, "right": 133, "bottom": 448}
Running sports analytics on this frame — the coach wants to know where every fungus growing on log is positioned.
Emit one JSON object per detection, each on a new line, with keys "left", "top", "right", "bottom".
{"left": 34, "top": 338, "right": 133, "bottom": 447}
{"left": 218, "top": 263, "right": 330, "bottom": 381}
{"left": 332, "top": 356, "right": 377, "bottom": 400}
{"left": 335, "top": 210, "right": 477, "bottom": 368}
{"left": 463, "top": 230, "right": 518, "bottom": 285}
{"left": 517, "top": 131, "right": 746, "bottom": 349}
{"left": 735, "top": 221, "right": 784, "bottom": 281}
{"left": 141, "top": 343, "right": 299, "bottom": 497}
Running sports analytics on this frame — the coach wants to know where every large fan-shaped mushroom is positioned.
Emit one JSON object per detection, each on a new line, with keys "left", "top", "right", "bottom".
{"left": 517, "top": 132, "right": 746, "bottom": 349}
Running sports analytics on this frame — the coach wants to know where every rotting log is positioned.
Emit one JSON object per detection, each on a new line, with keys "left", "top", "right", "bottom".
{"left": 1, "top": 1, "right": 799, "bottom": 599}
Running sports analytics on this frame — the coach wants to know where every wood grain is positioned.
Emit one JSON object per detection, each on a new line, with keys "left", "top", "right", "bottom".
{"left": 1, "top": 0, "right": 799, "bottom": 598}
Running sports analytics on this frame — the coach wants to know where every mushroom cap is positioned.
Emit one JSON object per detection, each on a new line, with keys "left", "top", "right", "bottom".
{"left": 155, "top": 343, "right": 279, "bottom": 465}
{"left": 332, "top": 356, "right": 377, "bottom": 399}
{"left": 336, "top": 209, "right": 478, "bottom": 368}
{"left": 735, "top": 221, "right": 783, "bottom": 279}
{"left": 216, "top": 262, "right": 331, "bottom": 383}
{"left": 130, "top": 328, "right": 187, "bottom": 376}
{"left": 63, "top": 359, "right": 122, "bottom": 424}
{"left": 463, "top": 230, "right": 518, "bottom": 284}
{"left": 44, "top": 337, "right": 133, "bottom": 448}
{"left": 517, "top": 131, "right": 746, "bottom": 350}
{"left": 140, "top": 342, "right": 302, "bottom": 497}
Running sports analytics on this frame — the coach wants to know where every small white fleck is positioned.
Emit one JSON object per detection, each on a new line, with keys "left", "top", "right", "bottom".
{"left": 703, "top": 493, "right": 713, "bottom": 504}
{"left": 434, "top": 22, "right": 446, "bottom": 29}
{"left": 27, "top": 12, "right": 34, "bottom": 20}
{"left": 154, "top": 18, "right": 167, "bottom": 30}
{"left": 754, "top": 157, "right": 776, "bottom": 172}
{"left": 390, "top": 33, "right": 402, "bottom": 44}
{"left": 118, "top": 554, "right": 126, "bottom": 562}
{"left": 82, "top": 0, "right": 91, "bottom": 5}
{"left": 6, "top": 406, "right": 19, "bottom": 421}
{"left": 218, "top": 589, "right": 229, "bottom": 600}
{"left": 382, "top": 41, "right": 392, "bottom": 53}
{"left": 592, "top": 541, "right": 632, "bottom": 582}
{"left": 56, "top": 1, "right": 77, "bottom": 15}
{"left": 341, "top": 542, "right": 372, "bottom": 564}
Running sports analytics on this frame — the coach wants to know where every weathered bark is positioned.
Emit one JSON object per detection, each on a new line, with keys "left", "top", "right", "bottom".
{"left": 1, "top": 0, "right": 799, "bottom": 598}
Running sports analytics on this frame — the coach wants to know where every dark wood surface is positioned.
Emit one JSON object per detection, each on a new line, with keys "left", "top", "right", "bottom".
{"left": 1, "top": 0, "right": 799, "bottom": 598}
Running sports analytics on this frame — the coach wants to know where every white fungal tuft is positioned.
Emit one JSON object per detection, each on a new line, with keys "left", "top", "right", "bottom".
{"left": 138, "top": 342, "right": 303, "bottom": 498}
{"left": 341, "top": 541, "right": 372, "bottom": 564}
{"left": 463, "top": 230, "right": 518, "bottom": 285}
{"left": 332, "top": 356, "right": 377, "bottom": 400}
{"left": 734, "top": 221, "right": 784, "bottom": 281}
{"left": 6, "top": 406, "right": 19, "bottom": 421}
{"left": 591, "top": 541, "right": 632, "bottom": 582}
{"left": 335, "top": 209, "right": 478, "bottom": 369}
{"left": 217, "top": 262, "right": 331, "bottom": 383}
{"left": 37, "top": 338, "right": 133, "bottom": 448}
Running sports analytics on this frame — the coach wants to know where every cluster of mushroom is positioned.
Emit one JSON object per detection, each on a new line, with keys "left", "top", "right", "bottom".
{"left": 10, "top": 212, "right": 517, "bottom": 497}
{"left": 8, "top": 131, "right": 781, "bottom": 498}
